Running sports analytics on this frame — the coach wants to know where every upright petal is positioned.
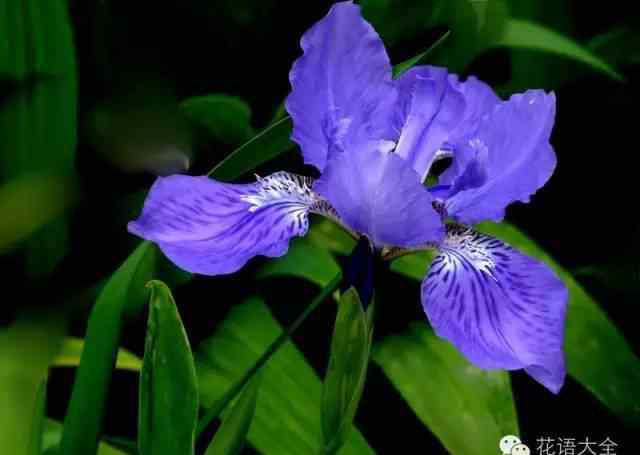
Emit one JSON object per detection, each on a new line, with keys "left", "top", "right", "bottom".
{"left": 128, "top": 172, "right": 327, "bottom": 275}
{"left": 285, "top": 1, "right": 396, "bottom": 171}
{"left": 446, "top": 74, "right": 501, "bottom": 143}
{"left": 393, "top": 66, "right": 465, "bottom": 179}
{"left": 314, "top": 144, "right": 444, "bottom": 248}
{"left": 421, "top": 226, "right": 568, "bottom": 393}
{"left": 444, "top": 90, "right": 557, "bottom": 224}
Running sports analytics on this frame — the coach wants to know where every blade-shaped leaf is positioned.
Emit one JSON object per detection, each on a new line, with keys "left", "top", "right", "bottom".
{"left": 0, "top": 312, "right": 65, "bottom": 455}
{"left": 195, "top": 297, "right": 374, "bottom": 455}
{"left": 42, "top": 420, "right": 127, "bottom": 455}
{"left": 392, "top": 30, "right": 451, "bottom": 78}
{"left": 257, "top": 237, "right": 341, "bottom": 288}
{"left": 322, "top": 288, "right": 373, "bottom": 454}
{"left": 477, "top": 222, "right": 640, "bottom": 425}
{"left": 0, "top": 0, "right": 77, "bottom": 275}
{"left": 52, "top": 337, "right": 142, "bottom": 372}
{"left": 207, "top": 116, "right": 295, "bottom": 182}
{"left": 492, "top": 18, "right": 623, "bottom": 81}
{"left": 139, "top": 281, "right": 199, "bottom": 455}
{"left": 204, "top": 374, "right": 262, "bottom": 455}
{"left": 29, "top": 380, "right": 47, "bottom": 455}
{"left": 60, "top": 242, "right": 156, "bottom": 455}
{"left": 373, "top": 324, "right": 519, "bottom": 455}
{"left": 181, "top": 94, "right": 254, "bottom": 146}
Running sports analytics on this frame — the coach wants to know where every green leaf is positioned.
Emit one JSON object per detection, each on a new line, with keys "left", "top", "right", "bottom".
{"left": 322, "top": 288, "right": 373, "bottom": 454}
{"left": 0, "top": 0, "right": 77, "bottom": 276}
{"left": 60, "top": 242, "right": 156, "bottom": 455}
{"left": 195, "top": 297, "right": 374, "bottom": 455}
{"left": 477, "top": 222, "right": 640, "bottom": 425}
{"left": 392, "top": 30, "right": 452, "bottom": 78}
{"left": 29, "top": 380, "right": 48, "bottom": 455}
{"left": 373, "top": 324, "right": 519, "bottom": 455}
{"left": 257, "top": 237, "right": 341, "bottom": 288}
{"left": 492, "top": 18, "right": 623, "bottom": 81}
{"left": 0, "top": 174, "right": 74, "bottom": 254}
{"left": 42, "top": 420, "right": 127, "bottom": 455}
{"left": 307, "top": 219, "right": 357, "bottom": 257}
{"left": 389, "top": 250, "right": 436, "bottom": 282}
{"left": 181, "top": 94, "right": 255, "bottom": 146}
{"left": 139, "top": 281, "right": 199, "bottom": 455}
{"left": 52, "top": 337, "right": 142, "bottom": 371}
{"left": 204, "top": 374, "right": 262, "bottom": 455}
{"left": 0, "top": 311, "right": 65, "bottom": 455}
{"left": 208, "top": 116, "right": 295, "bottom": 182}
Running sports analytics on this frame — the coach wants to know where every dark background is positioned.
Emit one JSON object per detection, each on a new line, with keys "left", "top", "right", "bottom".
{"left": 5, "top": 0, "right": 638, "bottom": 453}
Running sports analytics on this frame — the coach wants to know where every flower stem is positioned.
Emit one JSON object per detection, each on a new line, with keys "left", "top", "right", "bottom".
{"left": 196, "top": 272, "right": 343, "bottom": 439}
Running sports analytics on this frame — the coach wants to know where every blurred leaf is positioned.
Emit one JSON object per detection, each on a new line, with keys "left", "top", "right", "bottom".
{"left": 257, "top": 237, "right": 340, "bottom": 287}
{"left": 373, "top": 324, "right": 519, "bottom": 455}
{"left": 52, "top": 337, "right": 142, "bottom": 372}
{"left": 364, "top": 0, "right": 509, "bottom": 72}
{"left": 588, "top": 26, "right": 640, "bottom": 68}
{"left": 29, "top": 381, "right": 47, "bottom": 455}
{"left": 575, "top": 262, "right": 640, "bottom": 294}
{"left": 139, "top": 281, "right": 198, "bottom": 455}
{"left": 60, "top": 243, "right": 156, "bottom": 455}
{"left": 42, "top": 420, "right": 127, "bottom": 455}
{"left": 0, "top": 312, "right": 65, "bottom": 455}
{"left": 195, "top": 297, "right": 374, "bottom": 455}
{"left": 208, "top": 116, "right": 295, "bottom": 182}
{"left": 492, "top": 18, "right": 623, "bottom": 81}
{"left": 0, "top": 174, "right": 73, "bottom": 253}
{"left": 204, "top": 374, "right": 262, "bottom": 455}
{"left": 322, "top": 288, "right": 372, "bottom": 454}
{"left": 477, "top": 222, "right": 640, "bottom": 425}
{"left": 393, "top": 30, "right": 451, "bottom": 78}
{"left": 390, "top": 250, "right": 436, "bottom": 281}
{"left": 181, "top": 94, "right": 255, "bottom": 146}
{"left": 360, "top": 0, "right": 438, "bottom": 47}
{"left": 0, "top": 0, "right": 77, "bottom": 275}
{"left": 307, "top": 219, "right": 357, "bottom": 256}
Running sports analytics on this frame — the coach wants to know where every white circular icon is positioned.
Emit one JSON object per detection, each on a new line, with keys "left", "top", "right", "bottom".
{"left": 510, "top": 443, "right": 531, "bottom": 455}
{"left": 499, "top": 435, "right": 521, "bottom": 454}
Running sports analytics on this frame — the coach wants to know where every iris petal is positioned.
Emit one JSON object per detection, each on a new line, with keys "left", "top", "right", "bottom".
{"left": 421, "top": 226, "right": 568, "bottom": 393}
{"left": 285, "top": 1, "right": 396, "bottom": 171}
{"left": 443, "top": 90, "right": 557, "bottom": 224}
{"left": 394, "top": 66, "right": 465, "bottom": 179}
{"left": 128, "top": 172, "right": 327, "bottom": 275}
{"left": 314, "top": 144, "right": 445, "bottom": 248}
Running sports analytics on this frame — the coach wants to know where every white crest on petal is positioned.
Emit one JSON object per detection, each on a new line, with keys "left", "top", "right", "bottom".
{"left": 441, "top": 225, "right": 498, "bottom": 280}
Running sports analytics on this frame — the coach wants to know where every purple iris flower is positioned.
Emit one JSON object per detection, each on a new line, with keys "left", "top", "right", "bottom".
{"left": 129, "top": 2, "right": 568, "bottom": 393}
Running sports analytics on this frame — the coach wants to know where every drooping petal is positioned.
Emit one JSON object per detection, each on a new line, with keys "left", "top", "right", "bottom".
{"left": 443, "top": 90, "right": 557, "bottom": 224}
{"left": 314, "top": 144, "right": 445, "bottom": 248}
{"left": 393, "top": 66, "right": 465, "bottom": 179}
{"left": 421, "top": 226, "right": 568, "bottom": 393}
{"left": 128, "top": 172, "right": 327, "bottom": 275}
{"left": 285, "top": 1, "right": 396, "bottom": 171}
